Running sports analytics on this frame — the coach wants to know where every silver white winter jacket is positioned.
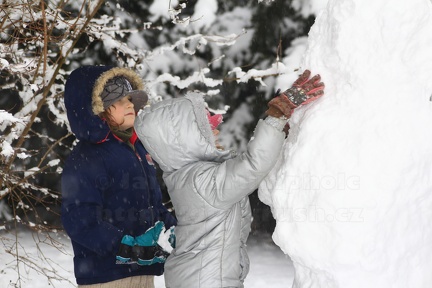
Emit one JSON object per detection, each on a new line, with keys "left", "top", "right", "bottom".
{"left": 134, "top": 92, "right": 285, "bottom": 288}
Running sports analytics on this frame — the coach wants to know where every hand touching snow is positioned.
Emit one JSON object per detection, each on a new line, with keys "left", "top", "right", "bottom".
{"left": 266, "top": 70, "right": 325, "bottom": 120}
{"left": 278, "top": 69, "right": 324, "bottom": 107}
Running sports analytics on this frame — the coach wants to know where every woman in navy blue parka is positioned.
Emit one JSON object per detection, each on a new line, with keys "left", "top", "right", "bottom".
{"left": 61, "top": 65, "right": 176, "bottom": 287}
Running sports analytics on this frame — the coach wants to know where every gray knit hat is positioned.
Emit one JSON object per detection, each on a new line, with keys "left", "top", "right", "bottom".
{"left": 92, "top": 67, "right": 149, "bottom": 115}
{"left": 100, "top": 76, "right": 148, "bottom": 112}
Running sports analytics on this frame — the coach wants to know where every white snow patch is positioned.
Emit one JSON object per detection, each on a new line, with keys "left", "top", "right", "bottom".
{"left": 260, "top": 0, "right": 432, "bottom": 287}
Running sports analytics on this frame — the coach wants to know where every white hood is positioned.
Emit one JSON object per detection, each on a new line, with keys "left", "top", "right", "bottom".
{"left": 134, "top": 92, "right": 234, "bottom": 173}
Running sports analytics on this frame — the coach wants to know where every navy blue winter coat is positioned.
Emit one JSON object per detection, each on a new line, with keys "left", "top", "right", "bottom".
{"left": 61, "top": 66, "right": 176, "bottom": 285}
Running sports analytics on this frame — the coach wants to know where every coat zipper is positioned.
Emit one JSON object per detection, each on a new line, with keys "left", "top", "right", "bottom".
{"left": 132, "top": 146, "right": 155, "bottom": 226}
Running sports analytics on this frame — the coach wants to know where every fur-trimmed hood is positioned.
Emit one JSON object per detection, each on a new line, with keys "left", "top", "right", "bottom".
{"left": 91, "top": 67, "right": 145, "bottom": 115}
{"left": 134, "top": 92, "right": 235, "bottom": 173}
{"left": 64, "top": 65, "right": 144, "bottom": 143}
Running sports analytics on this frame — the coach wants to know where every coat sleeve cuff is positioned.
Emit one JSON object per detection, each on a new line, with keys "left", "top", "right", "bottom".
{"left": 264, "top": 116, "right": 288, "bottom": 131}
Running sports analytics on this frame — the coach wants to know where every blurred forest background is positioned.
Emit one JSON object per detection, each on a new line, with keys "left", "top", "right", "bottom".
{"left": 0, "top": 0, "right": 317, "bottom": 235}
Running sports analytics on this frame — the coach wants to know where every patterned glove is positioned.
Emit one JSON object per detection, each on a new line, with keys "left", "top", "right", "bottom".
{"left": 266, "top": 70, "right": 324, "bottom": 118}
{"left": 265, "top": 94, "right": 295, "bottom": 119}
{"left": 278, "top": 69, "right": 325, "bottom": 107}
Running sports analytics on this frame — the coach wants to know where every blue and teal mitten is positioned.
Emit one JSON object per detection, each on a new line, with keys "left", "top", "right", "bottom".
{"left": 168, "top": 227, "right": 176, "bottom": 249}
{"left": 135, "top": 221, "right": 168, "bottom": 266}
{"left": 116, "top": 235, "right": 135, "bottom": 264}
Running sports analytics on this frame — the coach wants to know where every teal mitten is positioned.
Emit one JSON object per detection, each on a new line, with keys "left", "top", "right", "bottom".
{"left": 135, "top": 221, "right": 164, "bottom": 246}
{"left": 135, "top": 221, "right": 167, "bottom": 266}
{"left": 168, "top": 227, "right": 176, "bottom": 249}
{"left": 116, "top": 235, "right": 135, "bottom": 264}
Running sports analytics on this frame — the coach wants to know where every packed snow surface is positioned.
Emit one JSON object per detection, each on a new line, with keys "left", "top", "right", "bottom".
{"left": 259, "top": 0, "right": 432, "bottom": 287}
{"left": 0, "top": 229, "right": 293, "bottom": 287}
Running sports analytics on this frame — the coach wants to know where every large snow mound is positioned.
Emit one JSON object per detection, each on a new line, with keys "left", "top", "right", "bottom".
{"left": 259, "top": 0, "right": 432, "bottom": 287}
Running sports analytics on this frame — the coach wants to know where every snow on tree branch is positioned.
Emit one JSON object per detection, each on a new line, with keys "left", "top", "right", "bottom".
{"left": 228, "top": 61, "right": 289, "bottom": 86}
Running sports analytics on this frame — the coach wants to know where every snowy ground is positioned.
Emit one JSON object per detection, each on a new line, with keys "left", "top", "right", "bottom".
{"left": 0, "top": 228, "right": 294, "bottom": 288}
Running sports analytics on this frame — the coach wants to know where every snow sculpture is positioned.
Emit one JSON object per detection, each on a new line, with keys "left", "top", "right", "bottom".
{"left": 259, "top": 0, "right": 432, "bottom": 287}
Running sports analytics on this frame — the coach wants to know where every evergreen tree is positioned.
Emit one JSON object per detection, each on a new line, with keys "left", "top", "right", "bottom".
{"left": 1, "top": 0, "right": 315, "bottom": 234}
